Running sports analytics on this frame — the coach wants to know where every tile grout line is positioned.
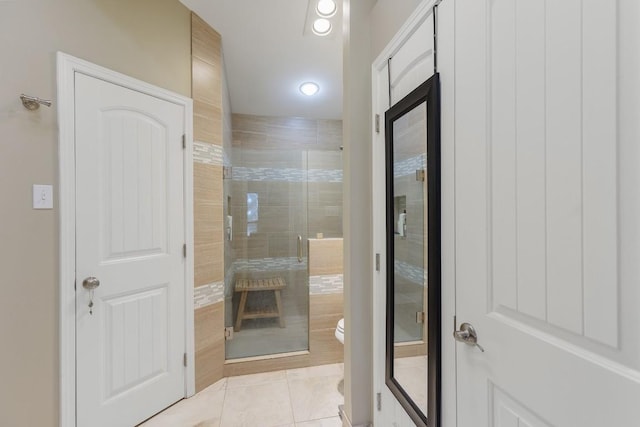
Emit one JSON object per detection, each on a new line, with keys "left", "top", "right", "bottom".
{"left": 217, "top": 378, "right": 230, "bottom": 427}
{"left": 284, "top": 367, "right": 298, "bottom": 426}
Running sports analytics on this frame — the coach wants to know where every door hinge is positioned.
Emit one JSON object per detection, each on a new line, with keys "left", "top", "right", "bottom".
{"left": 182, "top": 134, "right": 186, "bottom": 149}
{"left": 183, "top": 353, "right": 187, "bottom": 367}
{"left": 375, "top": 253, "right": 381, "bottom": 272}
{"left": 224, "top": 327, "right": 234, "bottom": 341}
{"left": 416, "top": 169, "right": 426, "bottom": 182}
{"left": 375, "top": 114, "right": 381, "bottom": 133}
{"left": 416, "top": 311, "right": 425, "bottom": 324}
{"left": 377, "top": 392, "right": 382, "bottom": 411}
{"left": 183, "top": 243, "right": 187, "bottom": 258}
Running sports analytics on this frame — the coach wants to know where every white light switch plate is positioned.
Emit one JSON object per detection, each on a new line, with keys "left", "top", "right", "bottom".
{"left": 33, "top": 184, "right": 53, "bottom": 209}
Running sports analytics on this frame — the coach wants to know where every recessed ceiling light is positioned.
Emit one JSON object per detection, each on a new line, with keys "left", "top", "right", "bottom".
{"left": 312, "top": 18, "right": 332, "bottom": 36}
{"left": 300, "top": 82, "right": 320, "bottom": 96}
{"left": 316, "top": 0, "right": 337, "bottom": 18}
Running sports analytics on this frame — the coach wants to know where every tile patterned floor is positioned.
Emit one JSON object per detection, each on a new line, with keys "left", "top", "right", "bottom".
{"left": 140, "top": 363, "right": 344, "bottom": 427}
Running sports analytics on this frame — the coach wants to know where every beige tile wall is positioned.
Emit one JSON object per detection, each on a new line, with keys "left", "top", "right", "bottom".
{"left": 308, "top": 238, "right": 344, "bottom": 276}
{"left": 229, "top": 115, "right": 344, "bottom": 264}
{"left": 192, "top": 12, "right": 225, "bottom": 392}
{"left": 232, "top": 114, "right": 343, "bottom": 151}
{"left": 194, "top": 162, "right": 223, "bottom": 285}
{"left": 309, "top": 293, "right": 344, "bottom": 365}
{"left": 194, "top": 302, "right": 225, "bottom": 391}
{"left": 193, "top": 13, "right": 224, "bottom": 288}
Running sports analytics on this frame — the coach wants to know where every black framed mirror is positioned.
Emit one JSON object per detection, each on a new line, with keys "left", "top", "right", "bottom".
{"left": 385, "top": 73, "right": 441, "bottom": 427}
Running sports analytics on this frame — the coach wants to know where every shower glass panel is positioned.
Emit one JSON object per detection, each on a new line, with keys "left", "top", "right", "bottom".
{"left": 225, "top": 146, "right": 310, "bottom": 360}
{"left": 307, "top": 149, "right": 344, "bottom": 239}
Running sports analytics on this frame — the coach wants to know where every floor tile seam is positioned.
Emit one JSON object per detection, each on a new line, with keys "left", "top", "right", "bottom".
{"left": 225, "top": 378, "right": 289, "bottom": 390}
{"left": 283, "top": 368, "right": 298, "bottom": 426}
{"left": 285, "top": 363, "right": 340, "bottom": 376}
{"left": 287, "top": 379, "right": 336, "bottom": 424}
{"left": 298, "top": 415, "right": 342, "bottom": 423}
{"left": 216, "top": 381, "right": 230, "bottom": 426}
{"left": 287, "top": 373, "right": 345, "bottom": 385}
{"left": 198, "top": 378, "right": 227, "bottom": 396}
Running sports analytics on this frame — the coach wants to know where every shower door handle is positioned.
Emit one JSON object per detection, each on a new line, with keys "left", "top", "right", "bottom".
{"left": 297, "top": 235, "right": 303, "bottom": 263}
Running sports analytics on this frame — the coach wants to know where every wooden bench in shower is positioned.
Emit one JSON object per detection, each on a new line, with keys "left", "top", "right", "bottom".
{"left": 234, "top": 277, "right": 286, "bottom": 331}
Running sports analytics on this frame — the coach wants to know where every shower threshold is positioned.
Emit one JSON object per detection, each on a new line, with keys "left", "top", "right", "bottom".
{"left": 225, "top": 349, "right": 310, "bottom": 364}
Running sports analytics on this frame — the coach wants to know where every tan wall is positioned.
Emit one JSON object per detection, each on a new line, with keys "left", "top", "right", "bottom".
{"left": 0, "top": 1, "right": 191, "bottom": 425}
{"left": 343, "top": 0, "right": 376, "bottom": 424}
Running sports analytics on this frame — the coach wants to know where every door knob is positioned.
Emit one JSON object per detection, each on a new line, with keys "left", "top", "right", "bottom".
{"left": 82, "top": 277, "right": 100, "bottom": 290}
{"left": 454, "top": 322, "right": 485, "bottom": 352}
{"left": 82, "top": 277, "right": 100, "bottom": 315}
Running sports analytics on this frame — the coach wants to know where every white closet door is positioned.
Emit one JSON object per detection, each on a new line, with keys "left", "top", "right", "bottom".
{"left": 450, "top": 0, "right": 640, "bottom": 425}
{"left": 75, "top": 72, "right": 187, "bottom": 427}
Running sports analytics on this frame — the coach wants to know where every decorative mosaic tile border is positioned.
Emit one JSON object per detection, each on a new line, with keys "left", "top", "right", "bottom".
{"left": 199, "top": 262, "right": 342, "bottom": 305}
{"left": 223, "top": 150, "right": 232, "bottom": 167}
{"left": 394, "top": 153, "right": 427, "bottom": 178}
{"left": 233, "top": 257, "right": 308, "bottom": 272}
{"left": 194, "top": 281, "right": 225, "bottom": 309}
{"left": 394, "top": 259, "right": 426, "bottom": 285}
{"left": 232, "top": 167, "right": 342, "bottom": 183}
{"left": 308, "top": 169, "right": 343, "bottom": 183}
{"left": 309, "top": 274, "right": 344, "bottom": 295}
{"left": 193, "top": 141, "right": 224, "bottom": 166}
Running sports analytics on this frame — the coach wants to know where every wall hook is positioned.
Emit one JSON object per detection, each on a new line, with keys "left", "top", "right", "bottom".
{"left": 20, "top": 94, "right": 52, "bottom": 110}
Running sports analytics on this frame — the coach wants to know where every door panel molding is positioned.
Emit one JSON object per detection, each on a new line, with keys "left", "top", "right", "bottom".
{"left": 484, "top": 0, "right": 619, "bottom": 348}
{"left": 57, "top": 52, "right": 194, "bottom": 427}
{"left": 489, "top": 382, "right": 552, "bottom": 427}
{"left": 488, "top": 312, "right": 640, "bottom": 384}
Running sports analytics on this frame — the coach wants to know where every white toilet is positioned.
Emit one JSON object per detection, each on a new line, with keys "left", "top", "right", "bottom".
{"left": 335, "top": 318, "right": 345, "bottom": 344}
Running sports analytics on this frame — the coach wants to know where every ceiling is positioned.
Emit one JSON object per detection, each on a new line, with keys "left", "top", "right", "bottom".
{"left": 180, "top": 0, "right": 343, "bottom": 120}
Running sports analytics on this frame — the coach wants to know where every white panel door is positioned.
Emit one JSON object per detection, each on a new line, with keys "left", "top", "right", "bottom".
{"left": 450, "top": 0, "right": 640, "bottom": 425}
{"left": 75, "top": 72, "right": 186, "bottom": 427}
{"left": 372, "top": 4, "right": 438, "bottom": 426}
{"left": 389, "top": 15, "right": 435, "bottom": 105}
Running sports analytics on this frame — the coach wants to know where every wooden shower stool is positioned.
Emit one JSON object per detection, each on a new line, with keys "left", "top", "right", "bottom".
{"left": 234, "top": 277, "right": 286, "bottom": 331}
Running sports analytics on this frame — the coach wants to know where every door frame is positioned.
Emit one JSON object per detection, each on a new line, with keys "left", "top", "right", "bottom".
{"left": 371, "top": 0, "right": 456, "bottom": 425}
{"left": 57, "top": 52, "right": 195, "bottom": 427}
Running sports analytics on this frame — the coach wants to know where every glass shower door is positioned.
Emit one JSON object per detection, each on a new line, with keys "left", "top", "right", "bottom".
{"left": 225, "top": 147, "right": 309, "bottom": 360}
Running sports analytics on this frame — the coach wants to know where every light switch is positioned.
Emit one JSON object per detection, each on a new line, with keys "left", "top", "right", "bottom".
{"left": 33, "top": 184, "right": 53, "bottom": 209}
